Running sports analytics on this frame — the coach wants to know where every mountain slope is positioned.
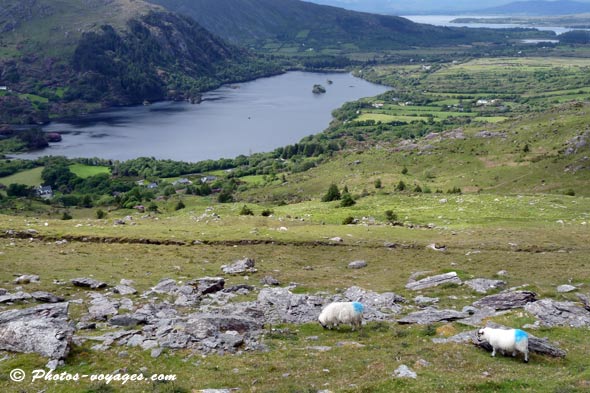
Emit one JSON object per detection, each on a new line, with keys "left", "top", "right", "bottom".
{"left": 480, "top": 0, "right": 590, "bottom": 15}
{"left": 0, "top": 0, "right": 279, "bottom": 123}
{"left": 148, "top": 0, "right": 538, "bottom": 50}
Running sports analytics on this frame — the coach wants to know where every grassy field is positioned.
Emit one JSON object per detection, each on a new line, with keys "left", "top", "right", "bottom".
{"left": 0, "top": 167, "right": 44, "bottom": 186}
{"left": 0, "top": 194, "right": 589, "bottom": 392}
{"left": 69, "top": 164, "right": 111, "bottom": 179}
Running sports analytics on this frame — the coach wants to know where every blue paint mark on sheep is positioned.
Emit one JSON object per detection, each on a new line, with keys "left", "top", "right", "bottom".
{"left": 514, "top": 329, "right": 528, "bottom": 343}
{"left": 352, "top": 302, "right": 364, "bottom": 313}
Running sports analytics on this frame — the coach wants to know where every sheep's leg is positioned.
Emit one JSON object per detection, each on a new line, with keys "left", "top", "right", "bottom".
{"left": 512, "top": 351, "right": 516, "bottom": 357}
{"left": 524, "top": 351, "right": 529, "bottom": 363}
{"left": 491, "top": 347, "right": 496, "bottom": 357}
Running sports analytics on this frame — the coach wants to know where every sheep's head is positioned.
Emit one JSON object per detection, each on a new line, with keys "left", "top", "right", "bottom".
{"left": 476, "top": 328, "right": 487, "bottom": 341}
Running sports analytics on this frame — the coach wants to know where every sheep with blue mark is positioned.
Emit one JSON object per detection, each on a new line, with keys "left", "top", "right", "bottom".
{"left": 477, "top": 327, "right": 529, "bottom": 362}
{"left": 318, "top": 301, "right": 364, "bottom": 330}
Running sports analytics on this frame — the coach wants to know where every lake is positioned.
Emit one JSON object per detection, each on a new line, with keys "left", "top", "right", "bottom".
{"left": 403, "top": 15, "right": 577, "bottom": 35}
{"left": 17, "top": 72, "right": 389, "bottom": 162}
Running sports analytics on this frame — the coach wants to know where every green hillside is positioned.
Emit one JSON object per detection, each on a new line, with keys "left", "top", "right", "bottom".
{"left": 149, "top": 0, "right": 551, "bottom": 51}
{"left": 0, "top": 0, "right": 280, "bottom": 124}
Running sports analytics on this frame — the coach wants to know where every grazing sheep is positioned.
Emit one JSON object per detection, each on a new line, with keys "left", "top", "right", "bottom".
{"left": 477, "top": 327, "right": 529, "bottom": 363}
{"left": 318, "top": 302, "right": 364, "bottom": 330}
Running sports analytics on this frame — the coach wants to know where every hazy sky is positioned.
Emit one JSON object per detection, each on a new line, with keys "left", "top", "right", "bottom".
{"left": 306, "top": 0, "right": 590, "bottom": 13}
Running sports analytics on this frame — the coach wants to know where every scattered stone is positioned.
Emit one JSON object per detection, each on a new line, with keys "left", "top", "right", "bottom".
{"left": 342, "top": 286, "right": 405, "bottom": 320}
{"left": 76, "top": 322, "right": 96, "bottom": 330}
{"left": 223, "top": 284, "right": 255, "bottom": 293}
{"left": 406, "top": 272, "right": 462, "bottom": 291}
{"left": 472, "top": 291, "right": 537, "bottom": 310}
{"left": 306, "top": 346, "right": 332, "bottom": 352}
{"left": 141, "top": 340, "right": 158, "bottom": 351}
{"left": 577, "top": 293, "right": 590, "bottom": 312}
{"left": 432, "top": 331, "right": 474, "bottom": 344}
{"left": 110, "top": 314, "right": 147, "bottom": 327}
{"left": 222, "top": 258, "right": 257, "bottom": 275}
{"left": 0, "top": 303, "right": 74, "bottom": 361}
{"left": 384, "top": 242, "right": 398, "bottom": 248}
{"left": 151, "top": 278, "right": 178, "bottom": 294}
{"left": 524, "top": 298, "right": 590, "bottom": 327}
{"left": 426, "top": 243, "right": 446, "bottom": 252}
{"left": 71, "top": 278, "right": 107, "bottom": 289}
{"left": 336, "top": 341, "right": 365, "bottom": 348}
{"left": 329, "top": 237, "right": 343, "bottom": 243}
{"left": 260, "top": 276, "right": 280, "bottom": 286}
{"left": 196, "top": 389, "right": 240, "bottom": 393}
{"left": 464, "top": 279, "right": 506, "bottom": 294}
{"left": 13, "top": 274, "right": 40, "bottom": 284}
{"left": 151, "top": 347, "right": 163, "bottom": 358}
{"left": 415, "top": 359, "right": 431, "bottom": 368}
{"left": 348, "top": 260, "right": 367, "bottom": 269}
{"left": 398, "top": 307, "right": 468, "bottom": 325}
{"left": 113, "top": 285, "right": 137, "bottom": 296}
{"left": 414, "top": 295, "right": 439, "bottom": 306}
{"left": 31, "top": 291, "right": 65, "bottom": 303}
{"left": 87, "top": 294, "right": 119, "bottom": 321}
{"left": 118, "top": 351, "right": 129, "bottom": 358}
{"left": 394, "top": 365, "right": 417, "bottom": 379}
{"left": 257, "top": 287, "right": 325, "bottom": 324}
{"left": 120, "top": 279, "right": 134, "bottom": 286}
{"left": 191, "top": 277, "right": 225, "bottom": 295}
{"left": 0, "top": 291, "right": 32, "bottom": 303}
{"left": 557, "top": 284, "right": 577, "bottom": 293}
{"left": 496, "top": 270, "right": 508, "bottom": 277}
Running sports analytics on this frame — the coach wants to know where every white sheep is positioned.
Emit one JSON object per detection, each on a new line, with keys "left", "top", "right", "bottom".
{"left": 318, "top": 301, "right": 364, "bottom": 330}
{"left": 477, "top": 327, "right": 529, "bottom": 363}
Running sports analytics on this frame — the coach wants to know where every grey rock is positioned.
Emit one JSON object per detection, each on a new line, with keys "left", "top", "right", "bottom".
{"left": 472, "top": 291, "right": 537, "bottom": 310}
{"left": 120, "top": 279, "right": 135, "bottom": 286}
{"left": 329, "top": 237, "right": 343, "bottom": 242}
{"left": 342, "top": 286, "right": 405, "bottom": 320}
{"left": 557, "top": 285, "right": 577, "bottom": 293}
{"left": 151, "top": 278, "right": 178, "bottom": 294}
{"left": 414, "top": 295, "right": 439, "bottom": 306}
{"left": 113, "top": 285, "right": 137, "bottom": 296}
{"left": 348, "top": 260, "right": 367, "bottom": 269}
{"left": 223, "top": 284, "right": 255, "bottom": 293}
{"left": 191, "top": 277, "right": 225, "bottom": 295}
{"left": 126, "top": 334, "right": 145, "bottom": 347}
{"left": 464, "top": 278, "right": 506, "bottom": 294}
{"left": 222, "top": 258, "right": 257, "bottom": 275}
{"left": 196, "top": 390, "right": 240, "bottom": 393}
{"left": 0, "top": 303, "right": 74, "bottom": 361}
{"left": 577, "top": 293, "right": 590, "bottom": 312}
{"left": 524, "top": 298, "right": 590, "bottom": 327}
{"left": 394, "top": 365, "right": 417, "bottom": 379}
{"left": 151, "top": 347, "right": 163, "bottom": 358}
{"left": 110, "top": 314, "right": 147, "bottom": 327}
{"left": 384, "top": 242, "right": 398, "bottom": 248}
{"left": 71, "top": 278, "right": 107, "bottom": 289}
{"left": 406, "top": 272, "right": 462, "bottom": 291}
{"left": 260, "top": 276, "right": 280, "bottom": 286}
{"left": 306, "top": 346, "right": 332, "bottom": 352}
{"left": 76, "top": 322, "right": 96, "bottom": 330}
{"left": 432, "top": 331, "right": 475, "bottom": 344}
{"left": 398, "top": 307, "right": 468, "bottom": 325}
{"left": 257, "top": 287, "right": 325, "bottom": 324}
{"left": 496, "top": 270, "right": 508, "bottom": 276}
{"left": 141, "top": 340, "right": 158, "bottom": 350}
{"left": 46, "top": 359, "right": 60, "bottom": 370}
{"left": 88, "top": 294, "right": 119, "bottom": 321}
{"left": 14, "top": 274, "right": 40, "bottom": 284}
{"left": 0, "top": 291, "right": 32, "bottom": 303}
{"left": 31, "top": 291, "right": 65, "bottom": 303}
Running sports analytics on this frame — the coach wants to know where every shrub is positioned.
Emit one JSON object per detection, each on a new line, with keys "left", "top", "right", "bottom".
{"left": 374, "top": 178, "right": 382, "bottom": 189}
{"left": 175, "top": 200, "right": 185, "bottom": 210}
{"left": 447, "top": 186, "right": 462, "bottom": 194}
{"left": 148, "top": 202, "right": 159, "bottom": 212}
{"left": 261, "top": 208, "right": 274, "bottom": 217}
{"left": 62, "top": 211, "right": 73, "bottom": 220}
{"left": 413, "top": 184, "right": 422, "bottom": 193}
{"left": 565, "top": 189, "right": 575, "bottom": 196}
{"left": 96, "top": 209, "right": 106, "bottom": 219}
{"left": 401, "top": 166, "right": 408, "bottom": 175}
{"left": 395, "top": 180, "right": 406, "bottom": 192}
{"left": 217, "top": 190, "right": 234, "bottom": 203}
{"left": 340, "top": 192, "right": 356, "bottom": 207}
{"left": 322, "top": 183, "right": 341, "bottom": 202}
{"left": 342, "top": 216, "right": 355, "bottom": 225}
{"left": 239, "top": 205, "right": 254, "bottom": 215}
{"left": 385, "top": 210, "right": 398, "bottom": 224}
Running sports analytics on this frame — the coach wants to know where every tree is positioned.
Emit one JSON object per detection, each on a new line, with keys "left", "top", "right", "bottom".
{"left": 395, "top": 180, "right": 406, "bottom": 192}
{"left": 6, "top": 183, "right": 33, "bottom": 198}
{"left": 322, "top": 183, "right": 341, "bottom": 202}
{"left": 340, "top": 192, "right": 356, "bottom": 207}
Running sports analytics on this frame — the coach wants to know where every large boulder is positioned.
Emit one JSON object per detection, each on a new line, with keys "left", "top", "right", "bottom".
{"left": 341, "top": 286, "right": 405, "bottom": 320}
{"left": 71, "top": 278, "right": 107, "bottom": 289}
{"left": 398, "top": 307, "right": 468, "bottom": 325}
{"left": 257, "top": 287, "right": 325, "bottom": 324}
{"left": 0, "top": 303, "right": 74, "bottom": 362}
{"left": 222, "top": 258, "right": 257, "bottom": 275}
{"left": 472, "top": 291, "right": 537, "bottom": 310}
{"left": 524, "top": 298, "right": 590, "bottom": 328}
{"left": 406, "top": 272, "right": 462, "bottom": 291}
{"left": 190, "top": 277, "right": 225, "bottom": 295}
{"left": 464, "top": 279, "right": 506, "bottom": 294}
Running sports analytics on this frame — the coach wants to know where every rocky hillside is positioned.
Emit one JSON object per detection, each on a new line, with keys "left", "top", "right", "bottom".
{"left": 0, "top": 0, "right": 280, "bottom": 123}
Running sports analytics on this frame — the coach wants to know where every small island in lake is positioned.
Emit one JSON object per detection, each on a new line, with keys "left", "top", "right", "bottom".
{"left": 312, "top": 84, "right": 326, "bottom": 94}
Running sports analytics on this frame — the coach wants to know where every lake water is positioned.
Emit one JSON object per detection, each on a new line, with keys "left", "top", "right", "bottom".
{"left": 17, "top": 72, "right": 389, "bottom": 162}
{"left": 403, "top": 15, "right": 578, "bottom": 35}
